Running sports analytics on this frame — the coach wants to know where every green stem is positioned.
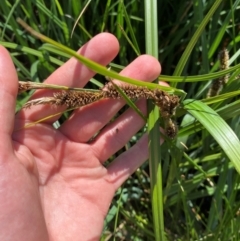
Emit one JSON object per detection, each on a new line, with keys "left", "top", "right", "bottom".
{"left": 145, "top": 0, "right": 165, "bottom": 240}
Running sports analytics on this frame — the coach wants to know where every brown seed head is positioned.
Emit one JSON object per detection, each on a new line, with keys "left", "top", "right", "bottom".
{"left": 53, "top": 91, "right": 102, "bottom": 108}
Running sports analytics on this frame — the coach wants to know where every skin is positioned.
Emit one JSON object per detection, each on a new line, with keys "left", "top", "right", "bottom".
{"left": 0, "top": 33, "right": 163, "bottom": 241}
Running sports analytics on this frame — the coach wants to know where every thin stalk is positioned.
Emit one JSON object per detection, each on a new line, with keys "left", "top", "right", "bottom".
{"left": 145, "top": 0, "right": 165, "bottom": 241}
{"left": 18, "top": 81, "right": 100, "bottom": 93}
{"left": 16, "top": 18, "right": 184, "bottom": 96}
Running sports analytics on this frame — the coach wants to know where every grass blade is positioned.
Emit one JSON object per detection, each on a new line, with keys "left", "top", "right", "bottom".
{"left": 16, "top": 18, "right": 185, "bottom": 96}
{"left": 184, "top": 99, "right": 240, "bottom": 174}
{"left": 173, "top": 0, "right": 222, "bottom": 82}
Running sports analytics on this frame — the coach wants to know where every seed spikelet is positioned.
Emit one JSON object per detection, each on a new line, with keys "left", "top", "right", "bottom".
{"left": 53, "top": 91, "right": 103, "bottom": 108}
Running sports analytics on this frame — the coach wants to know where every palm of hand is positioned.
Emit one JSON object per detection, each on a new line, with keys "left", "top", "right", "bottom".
{"left": 0, "top": 33, "right": 161, "bottom": 241}
{"left": 11, "top": 121, "right": 114, "bottom": 240}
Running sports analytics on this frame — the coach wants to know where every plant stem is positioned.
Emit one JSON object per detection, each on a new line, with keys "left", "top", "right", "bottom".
{"left": 145, "top": 0, "right": 165, "bottom": 240}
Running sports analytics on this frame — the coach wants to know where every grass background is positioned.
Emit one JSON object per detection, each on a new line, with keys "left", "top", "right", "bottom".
{"left": 1, "top": 0, "right": 240, "bottom": 240}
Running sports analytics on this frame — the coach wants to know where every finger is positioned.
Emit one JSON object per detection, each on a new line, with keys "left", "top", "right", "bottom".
{"left": 90, "top": 98, "right": 147, "bottom": 162}
{"left": 106, "top": 133, "right": 164, "bottom": 190}
{"left": 0, "top": 46, "right": 18, "bottom": 152}
{"left": 16, "top": 33, "right": 119, "bottom": 124}
{"left": 59, "top": 55, "right": 161, "bottom": 142}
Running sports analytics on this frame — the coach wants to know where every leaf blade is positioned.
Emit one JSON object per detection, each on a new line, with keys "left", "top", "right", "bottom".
{"left": 184, "top": 99, "right": 240, "bottom": 174}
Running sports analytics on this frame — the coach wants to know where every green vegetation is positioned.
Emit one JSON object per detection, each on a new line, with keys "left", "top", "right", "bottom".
{"left": 1, "top": 0, "right": 240, "bottom": 240}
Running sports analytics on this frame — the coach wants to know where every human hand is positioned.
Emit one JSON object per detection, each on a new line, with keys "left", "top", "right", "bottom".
{"left": 0, "top": 33, "right": 161, "bottom": 241}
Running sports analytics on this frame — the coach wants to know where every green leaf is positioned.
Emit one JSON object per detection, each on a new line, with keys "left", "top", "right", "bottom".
{"left": 173, "top": 0, "right": 222, "bottom": 77}
{"left": 184, "top": 99, "right": 240, "bottom": 174}
{"left": 208, "top": 0, "right": 240, "bottom": 58}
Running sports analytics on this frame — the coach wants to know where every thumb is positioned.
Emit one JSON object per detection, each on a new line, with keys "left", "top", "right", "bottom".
{"left": 0, "top": 46, "right": 18, "bottom": 143}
